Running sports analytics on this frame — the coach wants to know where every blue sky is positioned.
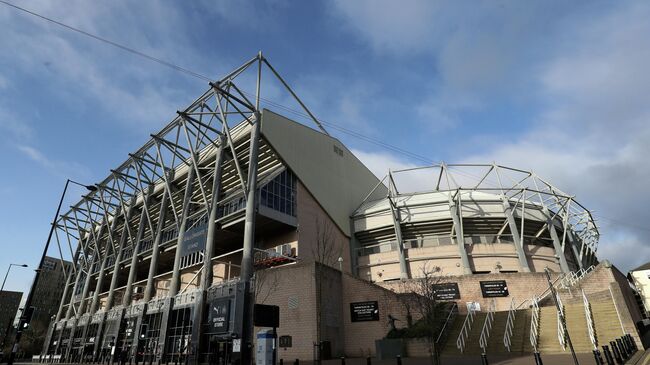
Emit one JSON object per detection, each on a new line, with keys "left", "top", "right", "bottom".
{"left": 1, "top": 0, "right": 650, "bottom": 295}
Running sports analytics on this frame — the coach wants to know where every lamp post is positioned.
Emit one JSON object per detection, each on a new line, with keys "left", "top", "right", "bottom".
{"left": 1, "top": 264, "right": 28, "bottom": 292}
{"left": 7, "top": 179, "right": 96, "bottom": 365}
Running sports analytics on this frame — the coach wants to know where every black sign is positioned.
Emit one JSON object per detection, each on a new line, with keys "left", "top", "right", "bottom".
{"left": 480, "top": 280, "right": 509, "bottom": 297}
{"left": 208, "top": 298, "right": 231, "bottom": 333}
{"left": 432, "top": 283, "right": 461, "bottom": 300}
{"left": 350, "top": 301, "right": 379, "bottom": 322}
{"left": 254, "top": 304, "right": 280, "bottom": 328}
{"left": 180, "top": 224, "right": 208, "bottom": 256}
{"left": 278, "top": 335, "right": 292, "bottom": 348}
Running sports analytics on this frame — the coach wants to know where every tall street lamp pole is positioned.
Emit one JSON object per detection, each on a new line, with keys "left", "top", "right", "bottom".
{"left": 7, "top": 179, "right": 96, "bottom": 365}
{"left": 1, "top": 264, "right": 28, "bottom": 292}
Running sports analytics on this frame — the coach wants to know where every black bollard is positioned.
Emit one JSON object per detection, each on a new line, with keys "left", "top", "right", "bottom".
{"left": 602, "top": 345, "right": 614, "bottom": 365}
{"left": 622, "top": 336, "right": 632, "bottom": 356}
{"left": 280, "top": 359, "right": 283, "bottom": 365}
{"left": 481, "top": 353, "right": 489, "bottom": 365}
{"left": 533, "top": 352, "right": 544, "bottom": 365}
{"left": 366, "top": 357, "right": 371, "bottom": 365}
{"left": 341, "top": 357, "right": 346, "bottom": 365}
{"left": 294, "top": 359, "right": 299, "bottom": 365}
{"left": 396, "top": 355, "right": 402, "bottom": 365}
{"left": 627, "top": 334, "right": 637, "bottom": 352}
{"left": 592, "top": 349, "right": 604, "bottom": 365}
{"left": 616, "top": 338, "right": 627, "bottom": 359}
{"left": 610, "top": 341, "right": 623, "bottom": 365}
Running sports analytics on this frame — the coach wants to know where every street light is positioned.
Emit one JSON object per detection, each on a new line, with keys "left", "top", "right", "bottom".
{"left": 7, "top": 179, "right": 96, "bottom": 365}
{"left": 1, "top": 264, "right": 28, "bottom": 292}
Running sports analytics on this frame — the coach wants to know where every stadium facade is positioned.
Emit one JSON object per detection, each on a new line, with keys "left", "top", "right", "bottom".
{"left": 39, "top": 54, "right": 609, "bottom": 364}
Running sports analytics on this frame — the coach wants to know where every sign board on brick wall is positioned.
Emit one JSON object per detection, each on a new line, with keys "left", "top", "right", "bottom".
{"left": 479, "top": 280, "right": 509, "bottom": 297}
{"left": 432, "top": 283, "right": 460, "bottom": 300}
{"left": 350, "top": 301, "right": 379, "bottom": 322}
{"left": 279, "top": 335, "right": 292, "bottom": 348}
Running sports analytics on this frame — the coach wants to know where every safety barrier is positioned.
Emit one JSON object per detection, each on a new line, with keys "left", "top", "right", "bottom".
{"left": 456, "top": 302, "right": 476, "bottom": 353}
{"left": 556, "top": 293, "right": 567, "bottom": 350}
{"left": 503, "top": 298, "right": 516, "bottom": 352}
{"left": 436, "top": 302, "right": 458, "bottom": 345}
{"left": 558, "top": 265, "right": 595, "bottom": 289}
{"left": 479, "top": 300, "right": 496, "bottom": 354}
{"left": 529, "top": 296, "right": 540, "bottom": 353}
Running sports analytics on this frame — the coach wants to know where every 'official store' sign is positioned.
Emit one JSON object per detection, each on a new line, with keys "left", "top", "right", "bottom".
{"left": 350, "top": 301, "right": 379, "bottom": 322}
{"left": 208, "top": 298, "right": 231, "bottom": 333}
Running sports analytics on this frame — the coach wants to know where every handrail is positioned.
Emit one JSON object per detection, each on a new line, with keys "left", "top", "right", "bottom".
{"left": 436, "top": 302, "right": 459, "bottom": 344}
{"left": 557, "top": 293, "right": 567, "bottom": 350}
{"left": 582, "top": 289, "right": 598, "bottom": 350}
{"left": 609, "top": 286, "right": 626, "bottom": 335}
{"left": 530, "top": 296, "right": 540, "bottom": 353}
{"left": 456, "top": 302, "right": 476, "bottom": 353}
{"left": 516, "top": 273, "right": 564, "bottom": 309}
{"left": 516, "top": 265, "right": 596, "bottom": 310}
{"left": 503, "top": 298, "right": 516, "bottom": 351}
{"left": 479, "top": 300, "right": 496, "bottom": 354}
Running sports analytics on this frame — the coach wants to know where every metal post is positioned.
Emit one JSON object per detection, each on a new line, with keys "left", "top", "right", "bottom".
{"left": 501, "top": 199, "right": 531, "bottom": 272}
{"left": 106, "top": 200, "right": 137, "bottom": 310}
{"left": 449, "top": 191, "right": 472, "bottom": 274}
{"left": 544, "top": 208, "right": 570, "bottom": 273}
{"left": 533, "top": 352, "right": 544, "bottom": 365}
{"left": 387, "top": 172, "right": 409, "bottom": 279}
{"left": 201, "top": 134, "right": 226, "bottom": 290}
{"left": 610, "top": 341, "right": 623, "bottom": 364}
{"left": 169, "top": 165, "right": 197, "bottom": 297}
{"left": 144, "top": 188, "right": 170, "bottom": 302}
{"left": 602, "top": 345, "right": 614, "bottom": 365}
{"left": 123, "top": 190, "right": 153, "bottom": 306}
{"left": 55, "top": 246, "right": 81, "bottom": 323}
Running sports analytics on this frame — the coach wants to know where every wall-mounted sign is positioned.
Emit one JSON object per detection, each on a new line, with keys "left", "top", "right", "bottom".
{"left": 432, "top": 283, "right": 461, "bottom": 300}
{"left": 350, "top": 301, "right": 379, "bottom": 322}
{"left": 180, "top": 224, "right": 207, "bottom": 256}
{"left": 208, "top": 298, "right": 231, "bottom": 333}
{"left": 479, "top": 280, "right": 509, "bottom": 298}
{"left": 279, "top": 335, "right": 292, "bottom": 348}
{"left": 254, "top": 304, "right": 280, "bottom": 328}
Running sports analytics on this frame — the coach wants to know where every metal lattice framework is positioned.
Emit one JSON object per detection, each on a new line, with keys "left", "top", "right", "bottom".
{"left": 49, "top": 53, "right": 327, "bottom": 323}
{"left": 356, "top": 163, "right": 599, "bottom": 276}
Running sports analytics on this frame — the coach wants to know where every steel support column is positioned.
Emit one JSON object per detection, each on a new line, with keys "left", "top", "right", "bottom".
{"left": 123, "top": 190, "right": 153, "bottom": 306}
{"left": 565, "top": 230, "right": 584, "bottom": 271}
{"left": 144, "top": 188, "right": 170, "bottom": 302}
{"left": 238, "top": 110, "right": 262, "bottom": 365}
{"left": 89, "top": 217, "right": 121, "bottom": 314}
{"left": 449, "top": 191, "right": 472, "bottom": 275}
{"left": 106, "top": 200, "right": 137, "bottom": 310}
{"left": 544, "top": 208, "right": 571, "bottom": 273}
{"left": 169, "top": 165, "right": 197, "bottom": 297}
{"left": 501, "top": 199, "right": 531, "bottom": 272}
{"left": 387, "top": 173, "right": 409, "bottom": 279}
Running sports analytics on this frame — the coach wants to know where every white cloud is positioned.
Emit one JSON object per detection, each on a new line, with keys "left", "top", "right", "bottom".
{"left": 17, "top": 144, "right": 91, "bottom": 179}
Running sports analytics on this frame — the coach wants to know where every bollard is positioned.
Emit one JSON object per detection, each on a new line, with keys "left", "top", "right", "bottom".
{"left": 627, "top": 334, "right": 637, "bottom": 352}
{"left": 341, "top": 357, "right": 346, "bottom": 365}
{"left": 294, "top": 359, "right": 299, "bottom": 365}
{"left": 366, "top": 356, "right": 372, "bottom": 365}
{"left": 481, "top": 353, "right": 489, "bottom": 365}
{"left": 622, "top": 336, "right": 632, "bottom": 356}
{"left": 609, "top": 341, "right": 623, "bottom": 365}
{"left": 533, "top": 352, "right": 543, "bottom": 365}
{"left": 396, "top": 355, "right": 402, "bottom": 365}
{"left": 592, "top": 349, "right": 604, "bottom": 365}
{"left": 280, "top": 359, "right": 283, "bottom": 365}
{"left": 602, "top": 345, "right": 614, "bottom": 365}
{"left": 616, "top": 338, "right": 627, "bottom": 359}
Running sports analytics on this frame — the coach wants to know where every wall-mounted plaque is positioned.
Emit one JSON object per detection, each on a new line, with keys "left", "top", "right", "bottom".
{"left": 432, "top": 283, "right": 461, "bottom": 300}
{"left": 350, "top": 301, "right": 379, "bottom": 322}
{"left": 479, "top": 280, "right": 509, "bottom": 297}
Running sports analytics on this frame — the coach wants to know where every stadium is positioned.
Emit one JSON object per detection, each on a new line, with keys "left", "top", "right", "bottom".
{"left": 39, "top": 54, "right": 643, "bottom": 365}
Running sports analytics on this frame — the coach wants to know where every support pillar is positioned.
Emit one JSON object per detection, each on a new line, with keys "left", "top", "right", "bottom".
{"left": 144, "top": 186, "right": 170, "bottom": 302}
{"left": 89, "top": 217, "right": 121, "bottom": 315}
{"left": 106, "top": 199, "right": 137, "bottom": 310}
{"left": 449, "top": 191, "right": 472, "bottom": 275}
{"left": 169, "top": 165, "right": 197, "bottom": 297}
{"left": 123, "top": 188, "right": 154, "bottom": 306}
{"left": 238, "top": 110, "right": 263, "bottom": 365}
{"left": 544, "top": 208, "right": 570, "bottom": 273}
{"left": 501, "top": 199, "right": 531, "bottom": 272}
{"left": 566, "top": 230, "right": 584, "bottom": 271}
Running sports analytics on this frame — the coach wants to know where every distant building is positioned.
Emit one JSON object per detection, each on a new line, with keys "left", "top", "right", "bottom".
{"left": 629, "top": 262, "right": 650, "bottom": 318}
{"left": 0, "top": 291, "right": 22, "bottom": 348}
{"left": 18, "top": 257, "right": 72, "bottom": 357}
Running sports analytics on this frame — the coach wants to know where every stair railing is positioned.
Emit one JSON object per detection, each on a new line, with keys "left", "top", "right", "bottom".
{"left": 436, "top": 302, "right": 459, "bottom": 345}
{"left": 557, "top": 293, "right": 567, "bottom": 350}
{"left": 516, "top": 273, "right": 564, "bottom": 309}
{"left": 582, "top": 289, "right": 598, "bottom": 350}
{"left": 558, "top": 265, "right": 595, "bottom": 289}
{"left": 503, "top": 298, "right": 516, "bottom": 352}
{"left": 479, "top": 300, "right": 496, "bottom": 354}
{"left": 530, "top": 296, "right": 540, "bottom": 353}
{"left": 456, "top": 302, "right": 477, "bottom": 353}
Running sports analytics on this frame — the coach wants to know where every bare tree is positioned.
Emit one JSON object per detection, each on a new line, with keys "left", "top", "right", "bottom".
{"left": 254, "top": 267, "right": 280, "bottom": 305}
{"left": 397, "top": 262, "right": 446, "bottom": 365}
